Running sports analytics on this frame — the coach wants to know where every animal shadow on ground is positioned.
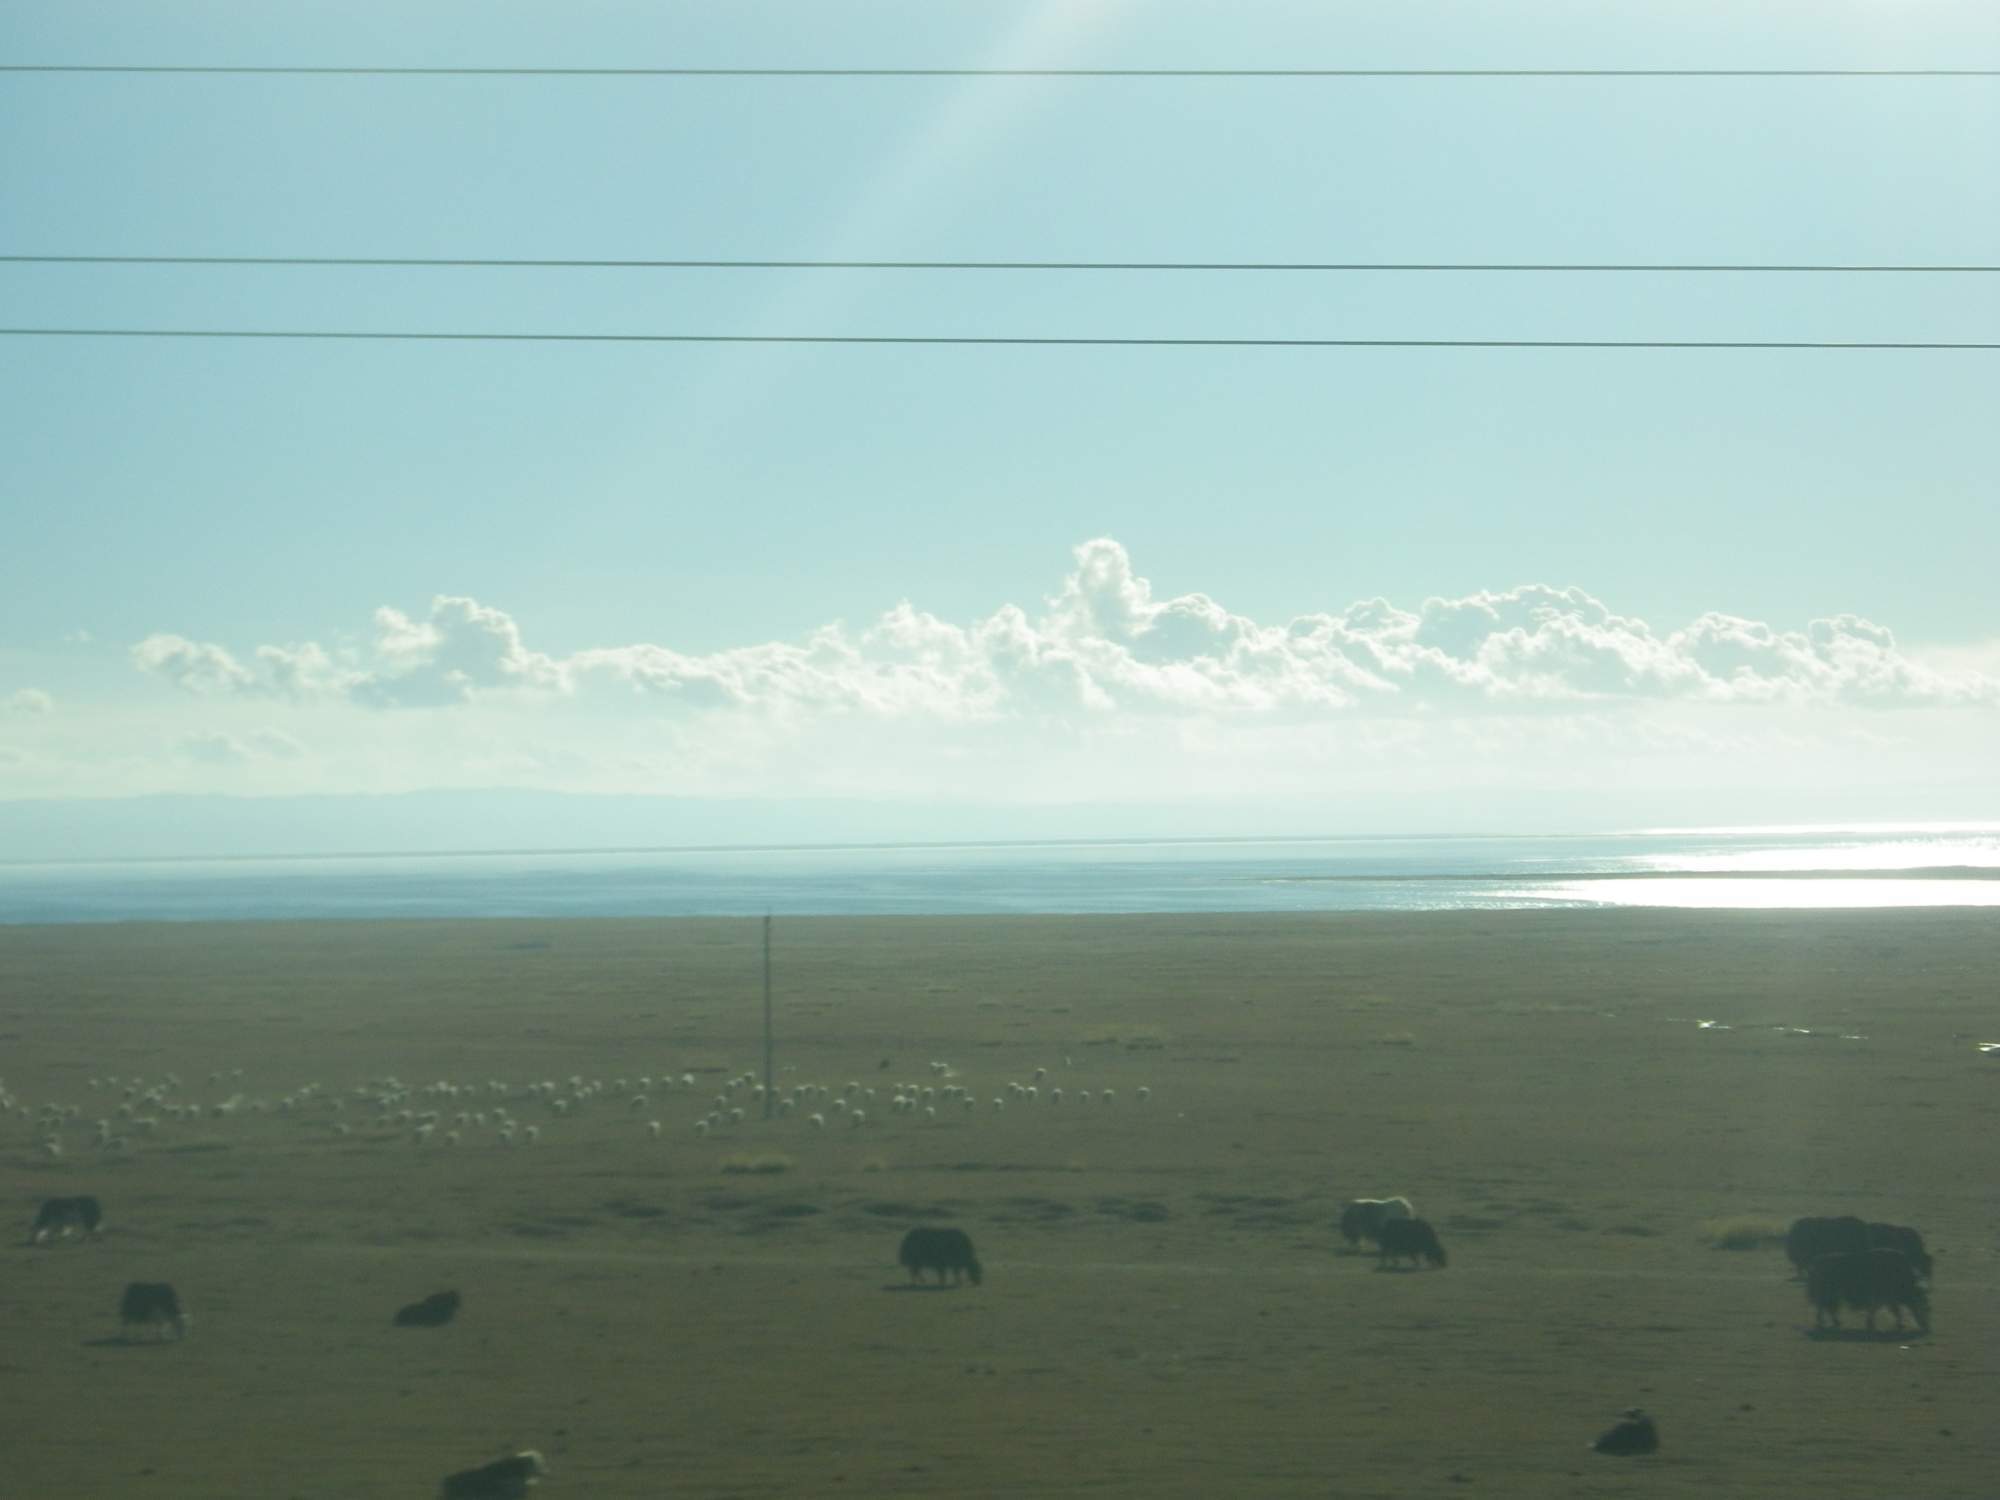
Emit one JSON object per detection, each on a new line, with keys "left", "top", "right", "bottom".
{"left": 1805, "top": 1327, "right": 1928, "bottom": 1343}
{"left": 882, "top": 1282, "right": 957, "bottom": 1293}
{"left": 81, "top": 1335, "right": 172, "bottom": 1349}
{"left": 1372, "top": 1263, "right": 1427, "bottom": 1274}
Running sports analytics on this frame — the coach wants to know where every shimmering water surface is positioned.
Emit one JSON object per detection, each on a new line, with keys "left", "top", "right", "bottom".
{"left": 3, "top": 826, "right": 1997, "bottom": 923}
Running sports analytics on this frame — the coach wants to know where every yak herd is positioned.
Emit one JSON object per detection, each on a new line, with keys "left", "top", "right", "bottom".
{"left": 26, "top": 1186, "right": 1936, "bottom": 1488}
{"left": 1333, "top": 1195, "right": 1937, "bottom": 1346}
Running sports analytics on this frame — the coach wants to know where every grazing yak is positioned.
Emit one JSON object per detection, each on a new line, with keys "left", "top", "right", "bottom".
{"left": 1866, "top": 1223, "right": 1933, "bottom": 1282}
{"left": 119, "top": 1281, "right": 189, "bottom": 1340}
{"left": 898, "top": 1226, "right": 983, "bottom": 1286}
{"left": 1785, "top": 1215, "right": 1933, "bottom": 1282}
{"left": 1806, "top": 1248, "right": 1929, "bottom": 1334}
{"left": 1590, "top": 1408, "right": 1659, "bottom": 1456}
{"left": 394, "top": 1290, "right": 463, "bottom": 1327}
{"left": 439, "top": 1450, "right": 547, "bottom": 1499}
{"left": 1339, "top": 1196, "right": 1414, "bottom": 1249}
{"left": 29, "top": 1194, "right": 103, "bottom": 1244}
{"left": 1376, "top": 1216, "right": 1448, "bottom": 1269}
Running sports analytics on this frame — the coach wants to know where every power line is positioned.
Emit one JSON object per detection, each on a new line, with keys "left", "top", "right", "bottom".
{"left": 5, "top": 254, "right": 1997, "bottom": 274}
{"left": 4, "top": 65, "right": 2000, "bottom": 78}
{"left": 3, "top": 328, "right": 1993, "bottom": 349}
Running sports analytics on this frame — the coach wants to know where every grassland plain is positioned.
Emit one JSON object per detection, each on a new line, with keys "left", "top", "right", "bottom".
{"left": 2, "top": 911, "right": 1996, "bottom": 1499}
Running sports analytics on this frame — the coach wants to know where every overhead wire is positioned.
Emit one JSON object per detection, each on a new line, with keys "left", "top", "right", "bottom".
{"left": 4, "top": 65, "right": 2000, "bottom": 78}
{"left": 2, "top": 329, "right": 1993, "bottom": 349}
{"left": 3, "top": 254, "right": 1996, "bottom": 273}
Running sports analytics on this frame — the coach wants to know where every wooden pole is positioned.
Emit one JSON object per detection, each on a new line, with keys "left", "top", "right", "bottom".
{"left": 761, "top": 913, "right": 774, "bottom": 1119}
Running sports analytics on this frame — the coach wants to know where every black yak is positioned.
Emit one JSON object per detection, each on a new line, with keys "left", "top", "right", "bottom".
{"left": 1338, "top": 1196, "right": 1415, "bottom": 1248}
{"left": 439, "top": 1450, "right": 546, "bottom": 1499}
{"left": 1784, "top": 1215, "right": 1868, "bottom": 1276}
{"left": 1786, "top": 1215, "right": 1933, "bottom": 1283}
{"left": 30, "top": 1194, "right": 103, "bottom": 1244}
{"left": 394, "top": 1290, "right": 463, "bottom": 1327}
{"left": 1806, "top": 1248, "right": 1929, "bottom": 1334}
{"left": 899, "top": 1226, "right": 983, "bottom": 1286}
{"left": 1376, "top": 1215, "right": 1448, "bottom": 1269}
{"left": 119, "top": 1281, "right": 188, "bottom": 1340}
{"left": 1866, "top": 1223, "right": 1932, "bottom": 1283}
{"left": 1590, "top": 1408, "right": 1659, "bottom": 1456}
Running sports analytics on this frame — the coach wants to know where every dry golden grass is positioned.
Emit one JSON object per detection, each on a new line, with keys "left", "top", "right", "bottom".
{"left": 2, "top": 911, "right": 1996, "bottom": 1498}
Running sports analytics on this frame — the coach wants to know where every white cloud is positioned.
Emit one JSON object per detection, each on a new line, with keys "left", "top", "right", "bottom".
{"left": 6, "top": 688, "right": 54, "bottom": 715}
{"left": 132, "top": 635, "right": 260, "bottom": 695}
{"left": 130, "top": 541, "right": 1998, "bottom": 729}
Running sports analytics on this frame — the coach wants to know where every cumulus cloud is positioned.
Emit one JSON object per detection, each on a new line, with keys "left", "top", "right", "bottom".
{"left": 353, "top": 595, "right": 565, "bottom": 707}
{"left": 130, "top": 541, "right": 1998, "bottom": 725}
{"left": 6, "top": 688, "right": 54, "bottom": 715}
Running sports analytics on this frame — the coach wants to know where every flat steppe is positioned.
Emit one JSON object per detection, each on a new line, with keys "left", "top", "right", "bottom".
{"left": 2, "top": 911, "right": 1995, "bottom": 1498}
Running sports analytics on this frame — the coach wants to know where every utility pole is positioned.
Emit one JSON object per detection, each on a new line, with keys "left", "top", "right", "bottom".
{"left": 761, "top": 913, "right": 775, "bottom": 1120}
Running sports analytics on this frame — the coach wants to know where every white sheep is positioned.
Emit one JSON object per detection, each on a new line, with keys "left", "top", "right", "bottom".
{"left": 808, "top": 1113, "right": 826, "bottom": 1130}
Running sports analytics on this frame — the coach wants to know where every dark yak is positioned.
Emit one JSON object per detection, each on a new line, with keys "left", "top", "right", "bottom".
{"left": 1806, "top": 1248, "right": 1929, "bottom": 1334}
{"left": 1866, "top": 1223, "right": 1932, "bottom": 1282}
{"left": 119, "top": 1281, "right": 188, "bottom": 1340}
{"left": 1590, "top": 1408, "right": 1660, "bottom": 1456}
{"left": 1338, "top": 1196, "right": 1414, "bottom": 1249}
{"left": 439, "top": 1450, "right": 546, "bottom": 1499}
{"left": 1785, "top": 1215, "right": 1932, "bottom": 1282}
{"left": 899, "top": 1226, "right": 983, "bottom": 1286}
{"left": 1784, "top": 1215, "right": 1868, "bottom": 1275}
{"left": 29, "top": 1194, "right": 103, "bottom": 1244}
{"left": 1376, "top": 1216, "right": 1448, "bottom": 1269}
{"left": 394, "top": 1290, "right": 463, "bottom": 1327}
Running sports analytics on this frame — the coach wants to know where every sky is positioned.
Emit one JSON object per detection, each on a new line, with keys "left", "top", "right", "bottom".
{"left": 2, "top": 1, "right": 1997, "bottom": 851}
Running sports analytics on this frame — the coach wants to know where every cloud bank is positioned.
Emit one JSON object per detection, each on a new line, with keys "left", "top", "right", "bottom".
{"left": 130, "top": 540, "right": 1993, "bottom": 725}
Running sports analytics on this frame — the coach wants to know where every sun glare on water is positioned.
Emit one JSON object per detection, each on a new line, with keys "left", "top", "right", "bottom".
{"left": 1529, "top": 878, "right": 2000, "bottom": 910}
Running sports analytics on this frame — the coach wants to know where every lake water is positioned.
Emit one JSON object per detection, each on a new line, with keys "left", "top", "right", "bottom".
{"left": 3, "top": 826, "right": 1998, "bottom": 924}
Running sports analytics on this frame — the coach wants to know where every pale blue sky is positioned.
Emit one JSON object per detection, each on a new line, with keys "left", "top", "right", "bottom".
{"left": 2, "top": 2, "right": 1996, "bottom": 841}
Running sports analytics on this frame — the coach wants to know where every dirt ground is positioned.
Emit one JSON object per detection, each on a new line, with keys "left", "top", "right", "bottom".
{"left": 2, "top": 911, "right": 1995, "bottom": 1498}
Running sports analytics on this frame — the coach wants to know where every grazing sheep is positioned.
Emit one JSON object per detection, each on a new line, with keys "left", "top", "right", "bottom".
{"left": 1340, "top": 1196, "right": 1416, "bottom": 1248}
{"left": 808, "top": 1113, "right": 825, "bottom": 1130}
{"left": 439, "top": 1449, "right": 547, "bottom": 1499}
{"left": 394, "top": 1290, "right": 463, "bottom": 1327}
{"left": 1375, "top": 1216, "right": 1448, "bottom": 1270}
{"left": 1590, "top": 1408, "right": 1659, "bottom": 1456}
{"left": 1135, "top": 1087, "right": 1151, "bottom": 1102}
{"left": 120, "top": 1282, "right": 189, "bottom": 1340}
{"left": 898, "top": 1226, "right": 984, "bottom": 1286}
